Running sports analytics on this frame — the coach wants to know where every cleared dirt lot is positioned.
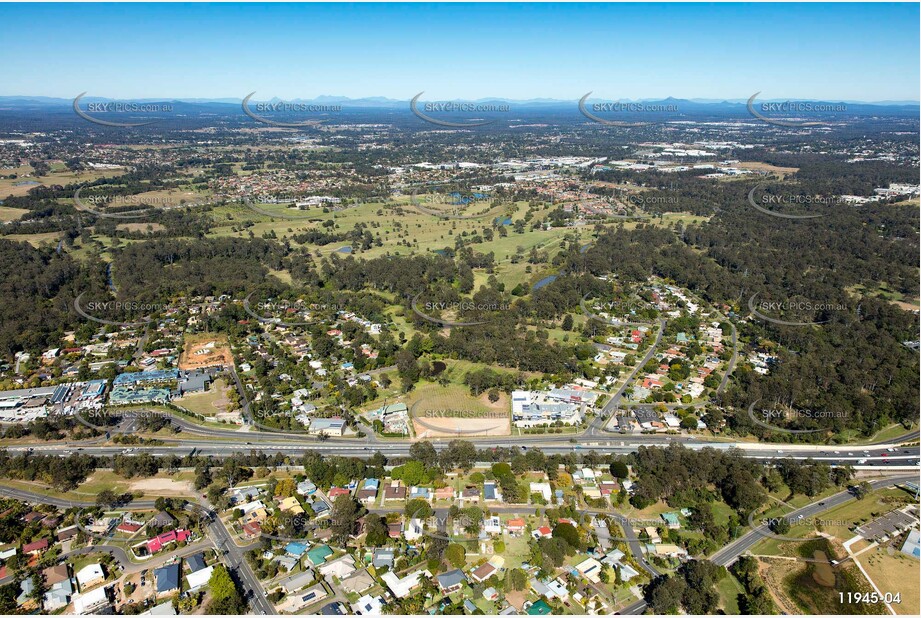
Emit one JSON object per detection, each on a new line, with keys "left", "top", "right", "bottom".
{"left": 412, "top": 415, "right": 511, "bottom": 438}
{"left": 129, "top": 477, "right": 195, "bottom": 496}
{"left": 179, "top": 334, "right": 233, "bottom": 370}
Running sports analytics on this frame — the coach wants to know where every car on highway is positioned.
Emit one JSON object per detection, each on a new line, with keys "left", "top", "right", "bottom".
{"left": 857, "top": 459, "right": 867, "bottom": 464}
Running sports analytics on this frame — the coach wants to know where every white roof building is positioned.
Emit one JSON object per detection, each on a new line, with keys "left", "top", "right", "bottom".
{"left": 530, "top": 482, "right": 552, "bottom": 501}
{"left": 185, "top": 565, "right": 214, "bottom": 592}
{"left": 72, "top": 586, "right": 110, "bottom": 615}
{"left": 75, "top": 563, "right": 105, "bottom": 589}
{"left": 352, "top": 594, "right": 385, "bottom": 615}
{"left": 319, "top": 554, "right": 357, "bottom": 579}
{"left": 381, "top": 570, "right": 429, "bottom": 599}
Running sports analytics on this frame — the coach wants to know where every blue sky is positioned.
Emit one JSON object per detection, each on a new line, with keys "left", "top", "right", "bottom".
{"left": 1, "top": 2, "right": 918, "bottom": 101}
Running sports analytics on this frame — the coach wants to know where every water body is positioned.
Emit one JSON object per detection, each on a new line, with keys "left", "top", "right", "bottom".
{"left": 106, "top": 262, "right": 117, "bottom": 293}
{"left": 336, "top": 246, "right": 353, "bottom": 253}
{"left": 13, "top": 180, "right": 40, "bottom": 187}
{"left": 580, "top": 244, "right": 592, "bottom": 254}
{"left": 532, "top": 275, "right": 557, "bottom": 291}
{"left": 495, "top": 217, "right": 512, "bottom": 226}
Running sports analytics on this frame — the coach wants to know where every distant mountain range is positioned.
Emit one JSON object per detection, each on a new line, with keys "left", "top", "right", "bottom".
{"left": 0, "top": 95, "right": 917, "bottom": 109}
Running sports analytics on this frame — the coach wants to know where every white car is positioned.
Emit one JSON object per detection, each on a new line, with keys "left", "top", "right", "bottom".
{"left": 857, "top": 459, "right": 867, "bottom": 464}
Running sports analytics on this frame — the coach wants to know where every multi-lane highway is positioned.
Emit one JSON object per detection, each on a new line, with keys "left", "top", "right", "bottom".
{"left": 11, "top": 434, "right": 918, "bottom": 470}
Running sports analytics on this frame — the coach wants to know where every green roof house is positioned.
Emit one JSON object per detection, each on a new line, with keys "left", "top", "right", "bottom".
{"left": 306, "top": 544, "right": 334, "bottom": 566}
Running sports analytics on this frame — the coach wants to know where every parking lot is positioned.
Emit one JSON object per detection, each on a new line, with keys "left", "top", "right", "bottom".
{"left": 856, "top": 507, "right": 918, "bottom": 540}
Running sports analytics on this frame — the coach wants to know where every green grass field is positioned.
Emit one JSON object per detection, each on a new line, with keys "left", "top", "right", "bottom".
{"left": 716, "top": 572, "right": 745, "bottom": 614}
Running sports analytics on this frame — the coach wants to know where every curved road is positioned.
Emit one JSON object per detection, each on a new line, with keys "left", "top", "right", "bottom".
{"left": 0, "top": 487, "right": 272, "bottom": 614}
{"left": 616, "top": 473, "right": 918, "bottom": 615}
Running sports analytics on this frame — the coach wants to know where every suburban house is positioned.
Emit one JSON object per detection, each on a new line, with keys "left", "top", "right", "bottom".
{"left": 276, "top": 570, "right": 316, "bottom": 595}
{"left": 434, "top": 486, "right": 455, "bottom": 501}
{"left": 279, "top": 583, "right": 329, "bottom": 613}
{"left": 506, "top": 518, "right": 526, "bottom": 535}
{"left": 340, "top": 569, "right": 375, "bottom": 594}
{"left": 279, "top": 496, "right": 305, "bottom": 514}
{"left": 372, "top": 548, "right": 395, "bottom": 570}
{"left": 319, "top": 554, "right": 357, "bottom": 579}
{"left": 306, "top": 545, "right": 334, "bottom": 567}
{"left": 72, "top": 586, "right": 111, "bottom": 615}
{"left": 437, "top": 569, "right": 467, "bottom": 594}
{"left": 352, "top": 594, "right": 385, "bottom": 615}
{"left": 145, "top": 529, "right": 190, "bottom": 554}
{"left": 154, "top": 564, "right": 181, "bottom": 594}
{"left": 661, "top": 512, "right": 681, "bottom": 529}
{"left": 22, "top": 538, "right": 49, "bottom": 555}
{"left": 574, "top": 556, "right": 604, "bottom": 583}
{"left": 383, "top": 482, "right": 407, "bottom": 502}
{"left": 530, "top": 482, "right": 552, "bottom": 502}
{"left": 357, "top": 479, "right": 379, "bottom": 503}
{"left": 75, "top": 563, "right": 106, "bottom": 589}
{"left": 381, "top": 570, "right": 429, "bottom": 599}
{"left": 470, "top": 561, "right": 498, "bottom": 583}
{"left": 483, "top": 481, "right": 502, "bottom": 502}
{"left": 186, "top": 565, "right": 215, "bottom": 593}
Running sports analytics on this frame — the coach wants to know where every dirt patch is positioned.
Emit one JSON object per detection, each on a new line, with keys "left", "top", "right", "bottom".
{"left": 504, "top": 589, "right": 528, "bottom": 611}
{"left": 129, "top": 477, "right": 194, "bottom": 496}
{"left": 412, "top": 415, "right": 511, "bottom": 438}
{"left": 758, "top": 558, "right": 803, "bottom": 615}
{"left": 410, "top": 390, "right": 510, "bottom": 437}
{"left": 179, "top": 334, "right": 233, "bottom": 370}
